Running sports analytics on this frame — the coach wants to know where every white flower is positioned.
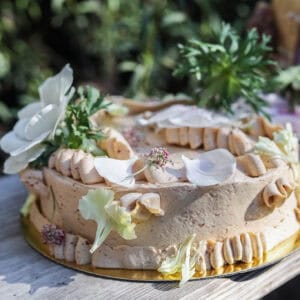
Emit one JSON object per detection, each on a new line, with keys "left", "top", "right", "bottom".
{"left": 0, "top": 64, "right": 74, "bottom": 174}
{"left": 182, "top": 149, "right": 236, "bottom": 186}
{"left": 94, "top": 156, "right": 138, "bottom": 187}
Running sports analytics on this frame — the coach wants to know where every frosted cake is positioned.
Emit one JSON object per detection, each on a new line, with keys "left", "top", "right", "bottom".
{"left": 1, "top": 66, "right": 299, "bottom": 285}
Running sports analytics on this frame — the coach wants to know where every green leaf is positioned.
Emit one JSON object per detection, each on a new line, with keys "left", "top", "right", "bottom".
{"left": 273, "top": 66, "right": 300, "bottom": 91}
{"left": 20, "top": 193, "right": 36, "bottom": 217}
{"left": 55, "top": 85, "right": 108, "bottom": 155}
{"left": 174, "top": 22, "right": 276, "bottom": 115}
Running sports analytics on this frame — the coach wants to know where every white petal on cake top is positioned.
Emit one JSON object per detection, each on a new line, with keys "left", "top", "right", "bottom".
{"left": 0, "top": 64, "right": 74, "bottom": 174}
{"left": 138, "top": 104, "right": 236, "bottom": 129}
{"left": 138, "top": 105, "right": 192, "bottom": 126}
{"left": 182, "top": 149, "right": 236, "bottom": 186}
{"left": 170, "top": 108, "right": 231, "bottom": 128}
{"left": 94, "top": 156, "right": 138, "bottom": 187}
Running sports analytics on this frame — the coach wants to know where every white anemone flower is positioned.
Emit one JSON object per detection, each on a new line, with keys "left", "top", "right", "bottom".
{"left": 0, "top": 64, "right": 74, "bottom": 174}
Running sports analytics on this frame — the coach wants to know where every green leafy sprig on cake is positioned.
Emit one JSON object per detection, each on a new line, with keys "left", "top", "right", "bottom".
{"left": 55, "top": 86, "right": 109, "bottom": 155}
{"left": 174, "top": 23, "right": 277, "bottom": 116}
{"left": 31, "top": 86, "right": 109, "bottom": 168}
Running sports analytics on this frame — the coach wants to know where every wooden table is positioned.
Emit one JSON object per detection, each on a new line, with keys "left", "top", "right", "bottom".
{"left": 0, "top": 175, "right": 299, "bottom": 300}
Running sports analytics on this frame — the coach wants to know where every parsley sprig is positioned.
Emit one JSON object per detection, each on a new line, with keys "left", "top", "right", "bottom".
{"left": 174, "top": 23, "right": 277, "bottom": 116}
{"left": 56, "top": 86, "right": 110, "bottom": 155}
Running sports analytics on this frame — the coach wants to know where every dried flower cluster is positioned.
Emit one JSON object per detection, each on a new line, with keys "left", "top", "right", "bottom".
{"left": 144, "top": 147, "right": 171, "bottom": 168}
{"left": 41, "top": 224, "right": 65, "bottom": 245}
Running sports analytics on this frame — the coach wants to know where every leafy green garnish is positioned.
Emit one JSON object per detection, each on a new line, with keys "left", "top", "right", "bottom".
{"left": 55, "top": 85, "right": 110, "bottom": 156}
{"left": 174, "top": 23, "right": 276, "bottom": 115}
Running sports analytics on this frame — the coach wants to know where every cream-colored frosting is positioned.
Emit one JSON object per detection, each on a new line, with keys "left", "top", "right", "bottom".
{"left": 27, "top": 200, "right": 275, "bottom": 271}
{"left": 22, "top": 104, "right": 299, "bottom": 272}
{"left": 22, "top": 161, "right": 299, "bottom": 256}
{"left": 119, "top": 192, "right": 164, "bottom": 223}
{"left": 99, "top": 128, "right": 135, "bottom": 159}
{"left": 49, "top": 148, "right": 104, "bottom": 184}
{"left": 164, "top": 126, "right": 255, "bottom": 156}
{"left": 248, "top": 116, "right": 283, "bottom": 138}
{"left": 237, "top": 153, "right": 267, "bottom": 177}
{"left": 262, "top": 177, "right": 294, "bottom": 208}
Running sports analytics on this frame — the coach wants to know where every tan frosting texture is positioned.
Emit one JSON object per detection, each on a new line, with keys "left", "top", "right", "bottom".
{"left": 21, "top": 161, "right": 299, "bottom": 259}
{"left": 20, "top": 104, "right": 299, "bottom": 271}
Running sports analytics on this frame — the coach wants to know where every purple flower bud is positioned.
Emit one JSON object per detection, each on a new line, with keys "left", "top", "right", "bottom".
{"left": 41, "top": 224, "right": 65, "bottom": 245}
{"left": 144, "top": 146, "right": 171, "bottom": 168}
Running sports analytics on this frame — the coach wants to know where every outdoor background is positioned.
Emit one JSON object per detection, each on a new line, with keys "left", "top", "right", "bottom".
{"left": 0, "top": 1, "right": 299, "bottom": 297}
{"left": 0, "top": 0, "right": 260, "bottom": 131}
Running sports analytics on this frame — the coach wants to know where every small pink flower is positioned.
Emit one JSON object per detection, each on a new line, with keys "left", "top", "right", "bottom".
{"left": 41, "top": 224, "right": 65, "bottom": 245}
{"left": 144, "top": 147, "right": 171, "bottom": 168}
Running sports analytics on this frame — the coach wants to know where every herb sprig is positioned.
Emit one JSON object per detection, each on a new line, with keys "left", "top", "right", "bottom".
{"left": 56, "top": 86, "right": 109, "bottom": 155}
{"left": 174, "top": 23, "right": 277, "bottom": 116}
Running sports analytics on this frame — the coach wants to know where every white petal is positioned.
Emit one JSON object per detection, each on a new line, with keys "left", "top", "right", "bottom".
{"left": 38, "top": 64, "right": 73, "bottom": 107}
{"left": 3, "top": 144, "right": 46, "bottom": 174}
{"left": 24, "top": 104, "right": 58, "bottom": 140}
{"left": 157, "top": 119, "right": 180, "bottom": 128}
{"left": 94, "top": 157, "right": 137, "bottom": 187}
{"left": 13, "top": 118, "right": 30, "bottom": 140}
{"left": 0, "top": 130, "right": 49, "bottom": 156}
{"left": 171, "top": 109, "right": 230, "bottom": 128}
{"left": 1, "top": 132, "right": 25, "bottom": 154}
{"left": 138, "top": 105, "right": 193, "bottom": 126}
{"left": 4, "top": 157, "right": 28, "bottom": 174}
{"left": 182, "top": 149, "right": 236, "bottom": 186}
{"left": 18, "top": 102, "right": 42, "bottom": 119}
{"left": 51, "top": 87, "right": 75, "bottom": 138}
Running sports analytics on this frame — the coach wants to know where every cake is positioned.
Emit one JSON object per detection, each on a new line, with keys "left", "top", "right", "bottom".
{"left": 1, "top": 65, "right": 299, "bottom": 285}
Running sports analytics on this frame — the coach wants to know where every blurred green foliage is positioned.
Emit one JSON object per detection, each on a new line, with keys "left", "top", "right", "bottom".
{"left": 0, "top": 0, "right": 256, "bottom": 126}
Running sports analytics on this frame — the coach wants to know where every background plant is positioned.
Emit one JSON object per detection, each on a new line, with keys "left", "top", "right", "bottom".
{"left": 0, "top": 0, "right": 257, "bottom": 127}
{"left": 174, "top": 23, "right": 276, "bottom": 115}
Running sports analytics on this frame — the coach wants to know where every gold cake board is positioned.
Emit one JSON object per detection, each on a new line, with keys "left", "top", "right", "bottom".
{"left": 21, "top": 215, "right": 300, "bottom": 282}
